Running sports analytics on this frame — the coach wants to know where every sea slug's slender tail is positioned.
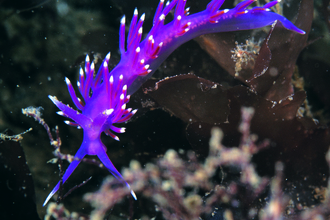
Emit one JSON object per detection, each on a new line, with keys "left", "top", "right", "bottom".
{"left": 97, "top": 146, "right": 137, "bottom": 200}
{"left": 43, "top": 146, "right": 87, "bottom": 206}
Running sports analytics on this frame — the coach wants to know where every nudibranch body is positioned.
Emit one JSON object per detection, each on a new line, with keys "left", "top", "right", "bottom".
{"left": 44, "top": 0, "right": 305, "bottom": 206}
{"left": 117, "top": 0, "right": 305, "bottom": 94}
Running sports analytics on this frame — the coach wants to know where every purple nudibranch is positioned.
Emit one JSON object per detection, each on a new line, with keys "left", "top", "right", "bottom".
{"left": 44, "top": 0, "right": 305, "bottom": 206}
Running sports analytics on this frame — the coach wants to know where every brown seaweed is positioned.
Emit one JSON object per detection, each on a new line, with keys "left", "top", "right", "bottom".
{"left": 195, "top": 0, "right": 313, "bottom": 102}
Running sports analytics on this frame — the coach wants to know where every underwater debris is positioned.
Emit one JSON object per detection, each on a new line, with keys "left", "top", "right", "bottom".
{"left": 83, "top": 107, "right": 271, "bottom": 220}
{"left": 231, "top": 38, "right": 261, "bottom": 77}
{"left": 44, "top": 202, "right": 88, "bottom": 220}
{"left": 29, "top": 104, "right": 330, "bottom": 219}
{"left": 0, "top": 127, "right": 32, "bottom": 142}
{"left": 22, "top": 106, "right": 62, "bottom": 151}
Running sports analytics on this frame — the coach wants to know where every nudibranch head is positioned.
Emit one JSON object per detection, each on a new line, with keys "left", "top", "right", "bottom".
{"left": 51, "top": 53, "right": 137, "bottom": 141}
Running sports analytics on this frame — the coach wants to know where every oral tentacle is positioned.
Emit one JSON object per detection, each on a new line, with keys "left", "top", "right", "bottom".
{"left": 49, "top": 95, "right": 91, "bottom": 128}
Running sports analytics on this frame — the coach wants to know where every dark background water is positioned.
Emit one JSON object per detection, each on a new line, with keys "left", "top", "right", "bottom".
{"left": 0, "top": 0, "right": 329, "bottom": 219}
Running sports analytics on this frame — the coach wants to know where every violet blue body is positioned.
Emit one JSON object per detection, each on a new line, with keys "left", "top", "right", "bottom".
{"left": 44, "top": 0, "right": 305, "bottom": 206}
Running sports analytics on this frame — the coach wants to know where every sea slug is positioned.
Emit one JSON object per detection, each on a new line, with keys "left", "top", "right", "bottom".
{"left": 43, "top": 0, "right": 305, "bottom": 206}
